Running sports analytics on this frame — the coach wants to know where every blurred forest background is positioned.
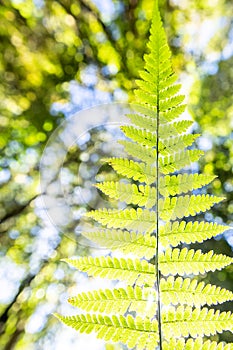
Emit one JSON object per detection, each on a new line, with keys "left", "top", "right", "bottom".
{"left": 0, "top": 0, "right": 233, "bottom": 349}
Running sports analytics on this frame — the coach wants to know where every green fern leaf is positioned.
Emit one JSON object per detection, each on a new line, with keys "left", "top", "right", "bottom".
{"left": 159, "top": 120, "right": 193, "bottom": 138}
{"left": 138, "top": 70, "right": 176, "bottom": 94}
{"left": 55, "top": 313, "right": 159, "bottom": 350}
{"left": 126, "top": 113, "right": 157, "bottom": 132}
{"left": 57, "top": 2, "right": 233, "bottom": 348}
{"left": 159, "top": 149, "right": 204, "bottom": 174}
{"left": 159, "top": 194, "right": 224, "bottom": 221}
{"left": 160, "top": 221, "right": 230, "bottom": 247}
{"left": 163, "top": 338, "right": 233, "bottom": 350}
{"left": 68, "top": 285, "right": 157, "bottom": 318}
{"left": 119, "top": 140, "right": 156, "bottom": 164}
{"left": 121, "top": 125, "right": 156, "bottom": 147}
{"left": 82, "top": 229, "right": 155, "bottom": 259}
{"left": 162, "top": 306, "right": 233, "bottom": 338}
{"left": 135, "top": 80, "right": 181, "bottom": 100}
{"left": 159, "top": 134, "right": 199, "bottom": 156}
{"left": 134, "top": 89, "right": 158, "bottom": 107}
{"left": 86, "top": 208, "right": 156, "bottom": 233}
{"left": 160, "top": 95, "right": 186, "bottom": 113}
{"left": 159, "top": 248, "right": 233, "bottom": 275}
{"left": 96, "top": 182, "right": 156, "bottom": 208}
{"left": 159, "top": 173, "right": 217, "bottom": 196}
{"left": 68, "top": 281, "right": 233, "bottom": 317}
{"left": 82, "top": 224, "right": 230, "bottom": 259}
{"left": 104, "top": 157, "right": 156, "bottom": 184}
{"left": 64, "top": 256, "right": 155, "bottom": 286}
{"left": 160, "top": 276, "right": 233, "bottom": 306}
{"left": 160, "top": 104, "right": 187, "bottom": 123}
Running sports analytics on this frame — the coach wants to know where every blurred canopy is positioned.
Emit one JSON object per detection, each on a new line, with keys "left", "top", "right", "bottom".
{"left": 0, "top": 0, "right": 233, "bottom": 349}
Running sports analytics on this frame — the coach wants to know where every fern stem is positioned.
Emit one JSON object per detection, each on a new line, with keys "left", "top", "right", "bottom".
{"left": 155, "top": 43, "right": 163, "bottom": 350}
{"left": 155, "top": 2, "right": 163, "bottom": 347}
{"left": 155, "top": 124, "right": 163, "bottom": 350}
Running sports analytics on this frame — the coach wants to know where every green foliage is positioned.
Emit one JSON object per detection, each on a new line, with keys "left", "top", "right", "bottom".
{"left": 64, "top": 256, "right": 155, "bottom": 286}
{"left": 55, "top": 1, "right": 233, "bottom": 349}
{"left": 55, "top": 313, "right": 159, "bottom": 350}
{"left": 58, "top": 2, "right": 233, "bottom": 349}
{"left": 1, "top": 0, "right": 233, "bottom": 349}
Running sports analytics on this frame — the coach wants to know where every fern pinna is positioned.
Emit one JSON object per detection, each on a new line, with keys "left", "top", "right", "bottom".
{"left": 56, "top": 2, "right": 233, "bottom": 349}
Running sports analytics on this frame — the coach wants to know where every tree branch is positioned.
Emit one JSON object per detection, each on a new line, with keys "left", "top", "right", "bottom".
{"left": 0, "top": 194, "right": 38, "bottom": 225}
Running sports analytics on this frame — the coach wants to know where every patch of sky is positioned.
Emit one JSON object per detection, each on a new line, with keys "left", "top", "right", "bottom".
{"left": 80, "top": 65, "right": 98, "bottom": 87}
{"left": 92, "top": 0, "right": 123, "bottom": 23}
{"left": 109, "top": 23, "right": 121, "bottom": 40}
{"left": 0, "top": 257, "right": 25, "bottom": 303}
{"left": 46, "top": 327, "right": 105, "bottom": 350}
{"left": 222, "top": 26, "right": 233, "bottom": 60}
{"left": 51, "top": 74, "right": 128, "bottom": 118}
{"left": 0, "top": 169, "right": 11, "bottom": 184}
{"left": 51, "top": 80, "right": 112, "bottom": 118}
{"left": 182, "top": 14, "right": 232, "bottom": 75}
{"left": 185, "top": 17, "right": 219, "bottom": 55}
{"left": 26, "top": 303, "right": 54, "bottom": 334}
{"left": 197, "top": 136, "right": 213, "bottom": 151}
{"left": 33, "top": 0, "right": 44, "bottom": 9}
{"left": 225, "top": 230, "right": 233, "bottom": 248}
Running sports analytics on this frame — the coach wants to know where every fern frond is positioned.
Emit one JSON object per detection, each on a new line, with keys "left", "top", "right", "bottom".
{"left": 135, "top": 0, "right": 185, "bottom": 122}
{"left": 86, "top": 208, "right": 156, "bottom": 233}
{"left": 82, "top": 230, "right": 156, "bottom": 259}
{"left": 159, "top": 248, "right": 233, "bottom": 276}
{"left": 160, "top": 276, "right": 233, "bottom": 306}
{"left": 126, "top": 113, "right": 157, "bottom": 132}
{"left": 163, "top": 338, "right": 233, "bottom": 350}
{"left": 64, "top": 256, "right": 155, "bottom": 286}
{"left": 159, "top": 173, "right": 217, "bottom": 196}
{"left": 159, "top": 149, "right": 204, "bottom": 174}
{"left": 159, "top": 120, "right": 193, "bottom": 139}
{"left": 68, "top": 280, "right": 233, "bottom": 317}
{"left": 162, "top": 306, "right": 233, "bottom": 338}
{"left": 68, "top": 285, "right": 157, "bottom": 318}
{"left": 121, "top": 125, "right": 156, "bottom": 147}
{"left": 160, "top": 221, "right": 230, "bottom": 247}
{"left": 58, "top": 2, "right": 233, "bottom": 348}
{"left": 135, "top": 84, "right": 185, "bottom": 111}
{"left": 159, "top": 134, "right": 199, "bottom": 156}
{"left": 138, "top": 70, "right": 176, "bottom": 93}
{"left": 160, "top": 95, "right": 185, "bottom": 113}
{"left": 160, "top": 104, "right": 187, "bottom": 124}
{"left": 135, "top": 80, "right": 181, "bottom": 100}
{"left": 160, "top": 84, "right": 182, "bottom": 100}
{"left": 97, "top": 176, "right": 218, "bottom": 208}
{"left": 104, "top": 158, "right": 156, "bottom": 184}
{"left": 119, "top": 140, "right": 156, "bottom": 164}
{"left": 159, "top": 194, "right": 224, "bottom": 221}
{"left": 134, "top": 89, "right": 158, "bottom": 107}
{"left": 55, "top": 313, "right": 159, "bottom": 350}
{"left": 82, "top": 223, "right": 230, "bottom": 259}
{"left": 96, "top": 182, "right": 156, "bottom": 208}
